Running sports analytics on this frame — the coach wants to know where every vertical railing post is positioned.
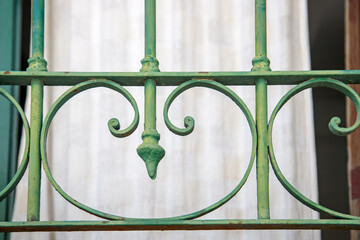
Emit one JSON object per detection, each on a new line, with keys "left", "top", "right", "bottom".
{"left": 144, "top": 0, "right": 157, "bottom": 62}
{"left": 26, "top": 0, "right": 47, "bottom": 221}
{"left": 137, "top": 0, "right": 165, "bottom": 180}
{"left": 252, "top": 0, "right": 271, "bottom": 219}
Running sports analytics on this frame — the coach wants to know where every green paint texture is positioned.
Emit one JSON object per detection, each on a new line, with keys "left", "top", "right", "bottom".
{"left": 137, "top": 0, "right": 165, "bottom": 179}
{"left": 1, "top": 0, "right": 360, "bottom": 233}
{"left": 253, "top": 0, "right": 270, "bottom": 219}
{"left": 26, "top": 0, "right": 47, "bottom": 222}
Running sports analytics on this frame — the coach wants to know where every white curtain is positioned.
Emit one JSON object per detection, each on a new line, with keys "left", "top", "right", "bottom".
{"left": 12, "top": 0, "right": 320, "bottom": 239}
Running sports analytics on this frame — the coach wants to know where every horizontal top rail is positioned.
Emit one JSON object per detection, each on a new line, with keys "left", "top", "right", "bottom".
{"left": 1, "top": 70, "right": 360, "bottom": 86}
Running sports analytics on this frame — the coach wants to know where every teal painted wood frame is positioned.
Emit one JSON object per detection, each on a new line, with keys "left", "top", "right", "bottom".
{"left": 0, "top": 0, "right": 23, "bottom": 239}
{"left": 2, "top": 0, "right": 360, "bottom": 232}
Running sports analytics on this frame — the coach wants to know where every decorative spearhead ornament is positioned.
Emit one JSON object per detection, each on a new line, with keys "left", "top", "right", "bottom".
{"left": 137, "top": 129, "right": 165, "bottom": 179}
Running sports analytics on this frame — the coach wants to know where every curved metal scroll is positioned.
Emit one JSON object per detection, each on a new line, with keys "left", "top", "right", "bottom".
{"left": 160, "top": 79, "right": 257, "bottom": 220}
{"left": 41, "top": 79, "right": 139, "bottom": 220}
{"left": 41, "top": 79, "right": 256, "bottom": 220}
{"left": 268, "top": 78, "right": 360, "bottom": 219}
{"left": 0, "top": 88, "right": 30, "bottom": 201}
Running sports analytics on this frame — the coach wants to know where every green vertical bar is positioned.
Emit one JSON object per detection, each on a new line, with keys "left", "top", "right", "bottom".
{"left": 256, "top": 79, "right": 270, "bottom": 219}
{"left": 143, "top": 0, "right": 158, "bottom": 125}
{"left": 255, "top": 0, "right": 267, "bottom": 58}
{"left": 140, "top": 0, "right": 159, "bottom": 73}
{"left": 137, "top": 0, "right": 164, "bottom": 180}
{"left": 144, "top": 79, "right": 157, "bottom": 130}
{"left": 253, "top": 0, "right": 270, "bottom": 219}
{"left": 144, "top": 0, "right": 156, "bottom": 58}
{"left": 27, "top": 0, "right": 46, "bottom": 221}
{"left": 31, "top": 0, "right": 45, "bottom": 57}
{"left": 27, "top": 80, "right": 43, "bottom": 221}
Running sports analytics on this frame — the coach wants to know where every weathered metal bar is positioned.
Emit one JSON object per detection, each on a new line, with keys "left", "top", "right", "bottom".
{"left": 252, "top": 0, "right": 270, "bottom": 72}
{"left": 26, "top": 0, "right": 47, "bottom": 221}
{"left": 137, "top": 0, "right": 165, "bottom": 179}
{"left": 140, "top": 0, "right": 159, "bottom": 73}
{"left": 2, "top": 70, "right": 360, "bottom": 86}
{"left": 30, "top": 0, "right": 44, "bottom": 58}
{"left": 1, "top": 219, "right": 360, "bottom": 232}
{"left": 255, "top": 0, "right": 267, "bottom": 60}
{"left": 144, "top": 0, "right": 156, "bottom": 59}
{"left": 253, "top": 0, "right": 270, "bottom": 219}
{"left": 137, "top": 78, "right": 164, "bottom": 179}
{"left": 27, "top": 80, "right": 43, "bottom": 221}
{"left": 256, "top": 79, "right": 270, "bottom": 219}
{"left": 144, "top": 79, "right": 157, "bottom": 131}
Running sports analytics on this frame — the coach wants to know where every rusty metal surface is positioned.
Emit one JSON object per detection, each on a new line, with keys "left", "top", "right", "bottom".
{"left": 1, "top": 220, "right": 360, "bottom": 232}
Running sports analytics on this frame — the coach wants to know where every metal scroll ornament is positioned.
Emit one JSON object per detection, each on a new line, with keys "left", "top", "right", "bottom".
{"left": 0, "top": 88, "right": 30, "bottom": 201}
{"left": 39, "top": 78, "right": 257, "bottom": 221}
{"left": 268, "top": 78, "right": 360, "bottom": 219}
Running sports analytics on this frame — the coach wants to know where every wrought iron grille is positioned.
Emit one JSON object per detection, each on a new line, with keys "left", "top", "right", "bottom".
{"left": 1, "top": 0, "right": 360, "bottom": 232}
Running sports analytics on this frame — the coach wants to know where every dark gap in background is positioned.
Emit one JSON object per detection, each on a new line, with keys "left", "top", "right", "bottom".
{"left": 308, "top": 0, "right": 349, "bottom": 239}
{"left": 17, "top": 0, "right": 30, "bottom": 148}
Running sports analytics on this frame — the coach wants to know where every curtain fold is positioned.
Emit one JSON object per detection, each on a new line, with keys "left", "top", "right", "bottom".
{"left": 12, "top": 0, "right": 319, "bottom": 239}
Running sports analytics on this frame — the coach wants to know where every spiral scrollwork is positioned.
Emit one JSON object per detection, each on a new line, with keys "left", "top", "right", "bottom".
{"left": 161, "top": 79, "right": 257, "bottom": 219}
{"left": 0, "top": 88, "right": 30, "bottom": 201}
{"left": 40, "top": 79, "right": 257, "bottom": 220}
{"left": 268, "top": 78, "right": 360, "bottom": 219}
{"left": 41, "top": 79, "right": 139, "bottom": 220}
{"left": 163, "top": 82, "right": 196, "bottom": 136}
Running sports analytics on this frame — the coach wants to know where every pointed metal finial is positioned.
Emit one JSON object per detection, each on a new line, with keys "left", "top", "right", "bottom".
{"left": 137, "top": 129, "right": 165, "bottom": 179}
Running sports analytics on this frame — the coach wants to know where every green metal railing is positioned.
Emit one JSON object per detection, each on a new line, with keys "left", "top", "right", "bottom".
{"left": 1, "top": 0, "right": 360, "bottom": 232}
